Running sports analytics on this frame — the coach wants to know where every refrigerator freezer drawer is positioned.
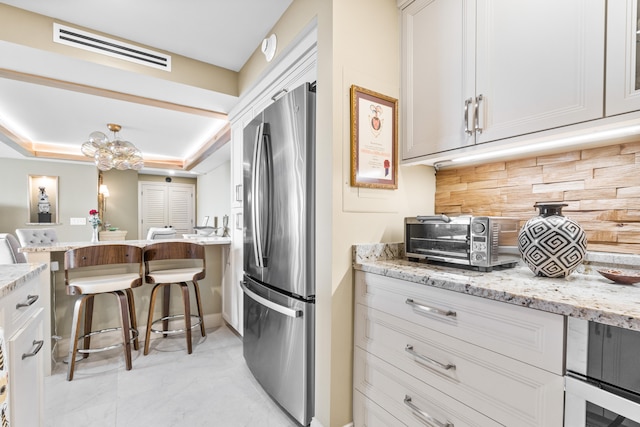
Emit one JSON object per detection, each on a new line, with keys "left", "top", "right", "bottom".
{"left": 242, "top": 276, "right": 314, "bottom": 426}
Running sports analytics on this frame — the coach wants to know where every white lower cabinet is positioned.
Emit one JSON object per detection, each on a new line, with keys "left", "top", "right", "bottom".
{"left": 353, "top": 271, "right": 565, "bottom": 427}
{"left": 222, "top": 208, "right": 244, "bottom": 335}
{"left": 353, "top": 390, "right": 405, "bottom": 427}
{"left": 354, "top": 348, "right": 500, "bottom": 427}
{"left": 1, "top": 272, "right": 45, "bottom": 427}
{"left": 9, "top": 309, "right": 44, "bottom": 427}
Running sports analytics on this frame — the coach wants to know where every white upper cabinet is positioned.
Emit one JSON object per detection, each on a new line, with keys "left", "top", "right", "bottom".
{"left": 401, "top": 0, "right": 474, "bottom": 160}
{"left": 606, "top": 0, "right": 640, "bottom": 116}
{"left": 401, "top": 0, "right": 606, "bottom": 162}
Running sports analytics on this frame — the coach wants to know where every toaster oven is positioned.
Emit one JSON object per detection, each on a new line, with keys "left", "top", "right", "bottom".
{"left": 405, "top": 215, "right": 520, "bottom": 271}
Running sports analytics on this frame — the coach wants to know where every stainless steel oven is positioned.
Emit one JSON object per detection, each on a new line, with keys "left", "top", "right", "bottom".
{"left": 404, "top": 215, "right": 520, "bottom": 271}
{"left": 565, "top": 317, "right": 640, "bottom": 426}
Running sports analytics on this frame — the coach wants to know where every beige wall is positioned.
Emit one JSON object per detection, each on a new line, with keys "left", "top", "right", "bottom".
{"left": 0, "top": 3, "right": 238, "bottom": 96}
{"left": 0, "top": 158, "right": 99, "bottom": 241}
{"left": 239, "top": 1, "right": 435, "bottom": 425}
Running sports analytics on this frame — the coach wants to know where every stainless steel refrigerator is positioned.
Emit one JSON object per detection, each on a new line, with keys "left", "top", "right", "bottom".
{"left": 241, "top": 82, "right": 315, "bottom": 426}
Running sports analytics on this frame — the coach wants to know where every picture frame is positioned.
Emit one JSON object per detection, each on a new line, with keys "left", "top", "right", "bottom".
{"left": 350, "top": 85, "right": 398, "bottom": 189}
{"left": 28, "top": 175, "right": 59, "bottom": 224}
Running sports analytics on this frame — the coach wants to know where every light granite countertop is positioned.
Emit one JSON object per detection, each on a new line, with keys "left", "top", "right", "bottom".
{"left": 353, "top": 243, "right": 640, "bottom": 331}
{"left": 0, "top": 263, "right": 47, "bottom": 299}
{"left": 19, "top": 236, "right": 231, "bottom": 253}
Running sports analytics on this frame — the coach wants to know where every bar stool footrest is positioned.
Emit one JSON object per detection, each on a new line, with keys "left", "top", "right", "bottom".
{"left": 149, "top": 314, "right": 202, "bottom": 335}
{"left": 76, "top": 327, "right": 139, "bottom": 354}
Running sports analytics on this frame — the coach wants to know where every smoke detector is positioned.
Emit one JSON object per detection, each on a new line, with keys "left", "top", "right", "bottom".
{"left": 261, "top": 34, "right": 277, "bottom": 62}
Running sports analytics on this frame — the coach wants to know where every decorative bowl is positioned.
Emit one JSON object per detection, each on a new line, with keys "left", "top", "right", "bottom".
{"left": 194, "top": 227, "right": 215, "bottom": 236}
{"left": 597, "top": 269, "right": 640, "bottom": 285}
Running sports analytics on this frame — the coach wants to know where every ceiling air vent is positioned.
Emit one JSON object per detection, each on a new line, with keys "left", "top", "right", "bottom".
{"left": 53, "top": 23, "right": 171, "bottom": 71}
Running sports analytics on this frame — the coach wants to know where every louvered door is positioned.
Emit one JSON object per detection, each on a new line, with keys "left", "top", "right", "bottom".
{"left": 167, "top": 185, "right": 194, "bottom": 236}
{"left": 139, "top": 182, "right": 195, "bottom": 239}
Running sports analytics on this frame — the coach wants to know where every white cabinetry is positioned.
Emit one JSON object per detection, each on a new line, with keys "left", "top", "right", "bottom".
{"left": 606, "top": 0, "right": 640, "bottom": 116}
{"left": 222, "top": 208, "right": 244, "bottom": 335}
{"left": 138, "top": 182, "right": 195, "bottom": 239}
{"left": 0, "top": 272, "right": 45, "bottom": 427}
{"left": 401, "top": 0, "right": 605, "bottom": 162}
{"left": 353, "top": 271, "right": 565, "bottom": 426}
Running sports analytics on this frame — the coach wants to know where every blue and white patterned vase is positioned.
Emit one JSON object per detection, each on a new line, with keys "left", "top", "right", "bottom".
{"left": 518, "top": 203, "right": 587, "bottom": 278}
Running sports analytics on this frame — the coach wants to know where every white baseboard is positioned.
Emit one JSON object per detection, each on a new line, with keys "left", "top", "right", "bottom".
{"left": 310, "top": 419, "right": 352, "bottom": 427}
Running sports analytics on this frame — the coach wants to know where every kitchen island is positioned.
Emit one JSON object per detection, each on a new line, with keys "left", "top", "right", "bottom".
{"left": 20, "top": 237, "right": 231, "bottom": 375}
{"left": 352, "top": 242, "right": 640, "bottom": 427}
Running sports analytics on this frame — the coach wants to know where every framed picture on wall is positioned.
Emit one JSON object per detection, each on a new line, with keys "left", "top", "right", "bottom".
{"left": 28, "top": 175, "right": 59, "bottom": 224}
{"left": 350, "top": 85, "right": 398, "bottom": 190}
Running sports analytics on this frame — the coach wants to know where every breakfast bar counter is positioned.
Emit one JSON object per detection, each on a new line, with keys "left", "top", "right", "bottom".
{"left": 20, "top": 237, "right": 231, "bottom": 375}
{"left": 0, "top": 262, "right": 47, "bottom": 298}
{"left": 354, "top": 242, "right": 640, "bottom": 331}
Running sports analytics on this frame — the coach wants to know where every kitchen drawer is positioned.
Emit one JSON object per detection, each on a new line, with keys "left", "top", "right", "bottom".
{"left": 355, "top": 303, "right": 565, "bottom": 426}
{"left": 353, "top": 390, "right": 406, "bottom": 427}
{"left": 3, "top": 276, "right": 42, "bottom": 337}
{"left": 9, "top": 308, "right": 44, "bottom": 427}
{"left": 354, "top": 347, "right": 500, "bottom": 427}
{"left": 355, "top": 271, "right": 564, "bottom": 374}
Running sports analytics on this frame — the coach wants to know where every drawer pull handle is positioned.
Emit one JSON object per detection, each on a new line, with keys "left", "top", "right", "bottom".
{"left": 22, "top": 340, "right": 44, "bottom": 360}
{"left": 16, "top": 294, "right": 39, "bottom": 309}
{"left": 406, "top": 298, "right": 456, "bottom": 318}
{"left": 404, "top": 395, "right": 453, "bottom": 427}
{"left": 405, "top": 345, "right": 456, "bottom": 371}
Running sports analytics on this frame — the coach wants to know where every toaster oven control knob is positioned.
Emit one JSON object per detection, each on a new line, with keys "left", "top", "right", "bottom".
{"left": 472, "top": 222, "right": 486, "bottom": 234}
{"left": 473, "top": 252, "right": 485, "bottom": 261}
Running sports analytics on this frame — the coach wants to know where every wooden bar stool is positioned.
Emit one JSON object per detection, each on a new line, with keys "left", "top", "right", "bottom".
{"left": 64, "top": 244, "right": 143, "bottom": 381}
{"left": 143, "top": 242, "right": 206, "bottom": 355}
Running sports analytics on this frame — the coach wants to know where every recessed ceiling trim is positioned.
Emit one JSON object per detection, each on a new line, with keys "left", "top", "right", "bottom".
{"left": 53, "top": 23, "right": 172, "bottom": 71}
{"left": 0, "top": 68, "right": 227, "bottom": 120}
{"left": 184, "top": 124, "right": 231, "bottom": 170}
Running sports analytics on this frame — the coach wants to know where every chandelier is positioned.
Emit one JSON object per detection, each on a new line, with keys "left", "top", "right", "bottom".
{"left": 81, "top": 123, "right": 144, "bottom": 171}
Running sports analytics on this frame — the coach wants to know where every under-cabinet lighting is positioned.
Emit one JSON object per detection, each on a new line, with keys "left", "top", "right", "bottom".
{"left": 451, "top": 124, "right": 640, "bottom": 164}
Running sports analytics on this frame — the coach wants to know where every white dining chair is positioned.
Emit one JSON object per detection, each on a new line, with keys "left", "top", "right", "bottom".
{"left": 146, "top": 227, "right": 176, "bottom": 240}
{"left": 15, "top": 228, "right": 59, "bottom": 246}
{"left": 0, "top": 233, "right": 27, "bottom": 263}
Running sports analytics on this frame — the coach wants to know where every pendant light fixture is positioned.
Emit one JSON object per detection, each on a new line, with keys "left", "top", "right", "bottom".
{"left": 81, "top": 123, "right": 144, "bottom": 171}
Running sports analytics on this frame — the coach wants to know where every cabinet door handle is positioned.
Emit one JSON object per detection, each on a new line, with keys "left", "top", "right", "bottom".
{"left": 403, "top": 395, "right": 454, "bottom": 427}
{"left": 474, "top": 94, "right": 483, "bottom": 134}
{"left": 406, "top": 298, "right": 456, "bottom": 318}
{"left": 271, "top": 88, "right": 288, "bottom": 101}
{"left": 235, "top": 184, "right": 243, "bottom": 202}
{"left": 22, "top": 340, "right": 44, "bottom": 360}
{"left": 16, "top": 294, "right": 39, "bottom": 309}
{"left": 405, "top": 344, "right": 456, "bottom": 371}
{"left": 463, "top": 97, "right": 473, "bottom": 135}
{"left": 235, "top": 212, "right": 243, "bottom": 230}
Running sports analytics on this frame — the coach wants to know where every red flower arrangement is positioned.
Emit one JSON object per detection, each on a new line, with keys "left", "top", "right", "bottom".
{"left": 89, "top": 209, "right": 101, "bottom": 229}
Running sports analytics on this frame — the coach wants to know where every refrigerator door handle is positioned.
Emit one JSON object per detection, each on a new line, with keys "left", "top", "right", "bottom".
{"left": 251, "top": 123, "right": 265, "bottom": 268}
{"left": 242, "top": 281, "right": 303, "bottom": 318}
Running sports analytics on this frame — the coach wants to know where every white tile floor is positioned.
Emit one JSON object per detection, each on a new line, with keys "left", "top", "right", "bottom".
{"left": 44, "top": 325, "right": 300, "bottom": 427}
